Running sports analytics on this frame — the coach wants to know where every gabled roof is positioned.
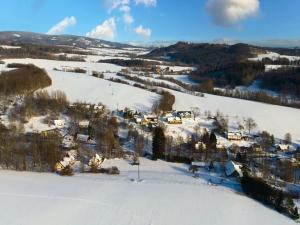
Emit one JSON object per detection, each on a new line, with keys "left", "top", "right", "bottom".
{"left": 225, "top": 161, "right": 243, "bottom": 177}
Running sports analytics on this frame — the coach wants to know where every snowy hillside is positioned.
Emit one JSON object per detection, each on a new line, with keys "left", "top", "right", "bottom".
{"left": 249, "top": 51, "right": 300, "bottom": 61}
{"left": 0, "top": 158, "right": 295, "bottom": 225}
{"left": 168, "top": 90, "right": 300, "bottom": 144}
{"left": 46, "top": 70, "right": 159, "bottom": 111}
{"left": 3, "top": 56, "right": 300, "bottom": 144}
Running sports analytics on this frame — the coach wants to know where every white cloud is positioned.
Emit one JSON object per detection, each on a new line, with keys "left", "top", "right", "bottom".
{"left": 135, "top": 25, "right": 151, "bottom": 38}
{"left": 86, "top": 17, "right": 116, "bottom": 40}
{"left": 135, "top": 0, "right": 157, "bottom": 7}
{"left": 206, "top": 0, "right": 260, "bottom": 27}
{"left": 119, "top": 5, "right": 131, "bottom": 13}
{"left": 104, "top": 0, "right": 130, "bottom": 12}
{"left": 47, "top": 16, "right": 77, "bottom": 35}
{"left": 119, "top": 5, "right": 134, "bottom": 25}
{"left": 123, "top": 13, "right": 134, "bottom": 25}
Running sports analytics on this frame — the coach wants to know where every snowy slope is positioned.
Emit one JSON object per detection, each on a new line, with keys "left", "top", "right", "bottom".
{"left": 46, "top": 70, "right": 159, "bottom": 111}
{"left": 168, "top": 90, "right": 300, "bottom": 144}
{"left": 249, "top": 51, "right": 300, "bottom": 61}
{"left": 2, "top": 58, "right": 300, "bottom": 143}
{"left": 4, "top": 58, "right": 123, "bottom": 73}
{"left": 0, "top": 158, "right": 295, "bottom": 225}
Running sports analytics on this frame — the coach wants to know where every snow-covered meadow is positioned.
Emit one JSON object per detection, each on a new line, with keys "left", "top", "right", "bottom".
{"left": 0, "top": 158, "right": 295, "bottom": 225}
{"left": 2, "top": 54, "right": 300, "bottom": 144}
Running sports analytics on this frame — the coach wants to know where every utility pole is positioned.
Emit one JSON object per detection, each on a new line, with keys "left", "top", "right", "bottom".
{"left": 137, "top": 161, "right": 140, "bottom": 181}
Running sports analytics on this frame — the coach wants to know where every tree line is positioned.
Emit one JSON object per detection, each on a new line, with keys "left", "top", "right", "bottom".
{"left": 0, "top": 64, "right": 52, "bottom": 95}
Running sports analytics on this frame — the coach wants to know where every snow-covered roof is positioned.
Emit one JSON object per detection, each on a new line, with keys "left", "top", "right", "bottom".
{"left": 225, "top": 161, "right": 243, "bottom": 177}
{"left": 192, "top": 161, "right": 209, "bottom": 167}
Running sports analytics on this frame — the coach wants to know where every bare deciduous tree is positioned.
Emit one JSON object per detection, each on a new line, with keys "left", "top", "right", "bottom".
{"left": 244, "top": 117, "right": 257, "bottom": 135}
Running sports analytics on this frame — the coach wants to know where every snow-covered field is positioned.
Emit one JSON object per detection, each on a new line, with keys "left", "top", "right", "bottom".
{"left": 46, "top": 70, "right": 159, "bottom": 111}
{"left": 2, "top": 55, "right": 300, "bottom": 143}
{"left": 249, "top": 51, "right": 300, "bottom": 61}
{"left": 4, "top": 58, "right": 123, "bottom": 73}
{"left": 0, "top": 158, "right": 295, "bottom": 225}
{"left": 168, "top": 90, "right": 300, "bottom": 144}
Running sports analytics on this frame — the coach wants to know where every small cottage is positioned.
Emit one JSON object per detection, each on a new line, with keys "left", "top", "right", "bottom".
{"left": 177, "top": 111, "right": 192, "bottom": 119}
{"left": 167, "top": 116, "right": 182, "bottom": 124}
{"left": 78, "top": 120, "right": 90, "bottom": 128}
{"left": 227, "top": 132, "right": 242, "bottom": 141}
{"left": 225, "top": 161, "right": 243, "bottom": 177}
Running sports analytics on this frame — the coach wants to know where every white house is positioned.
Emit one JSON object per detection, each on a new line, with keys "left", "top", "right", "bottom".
{"left": 225, "top": 161, "right": 243, "bottom": 177}
{"left": 227, "top": 132, "right": 242, "bottom": 141}
{"left": 134, "top": 115, "right": 143, "bottom": 124}
{"left": 53, "top": 120, "right": 65, "bottom": 129}
{"left": 167, "top": 116, "right": 182, "bottom": 124}
{"left": 78, "top": 120, "right": 90, "bottom": 128}
{"left": 62, "top": 135, "right": 76, "bottom": 148}
{"left": 192, "top": 161, "right": 210, "bottom": 167}
{"left": 76, "top": 134, "right": 96, "bottom": 145}
{"left": 94, "top": 105, "right": 104, "bottom": 113}
{"left": 177, "top": 111, "right": 192, "bottom": 119}
{"left": 275, "top": 144, "right": 293, "bottom": 152}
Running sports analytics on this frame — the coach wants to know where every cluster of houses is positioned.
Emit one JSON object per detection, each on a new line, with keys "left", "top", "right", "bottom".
{"left": 123, "top": 108, "right": 193, "bottom": 127}
{"left": 164, "top": 111, "right": 192, "bottom": 124}
{"left": 151, "top": 66, "right": 193, "bottom": 76}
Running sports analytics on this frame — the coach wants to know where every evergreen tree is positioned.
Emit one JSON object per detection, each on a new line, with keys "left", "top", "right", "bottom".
{"left": 202, "top": 130, "right": 210, "bottom": 145}
{"left": 275, "top": 191, "right": 284, "bottom": 212}
{"left": 152, "top": 127, "right": 166, "bottom": 160}
{"left": 292, "top": 207, "right": 300, "bottom": 220}
{"left": 209, "top": 132, "right": 217, "bottom": 149}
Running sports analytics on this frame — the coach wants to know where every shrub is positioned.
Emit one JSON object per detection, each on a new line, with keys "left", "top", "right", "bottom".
{"left": 59, "top": 165, "right": 74, "bottom": 176}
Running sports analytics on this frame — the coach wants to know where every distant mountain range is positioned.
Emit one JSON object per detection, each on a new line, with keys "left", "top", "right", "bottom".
{"left": 146, "top": 41, "right": 266, "bottom": 66}
{"left": 146, "top": 41, "right": 300, "bottom": 66}
{"left": 0, "top": 31, "right": 132, "bottom": 49}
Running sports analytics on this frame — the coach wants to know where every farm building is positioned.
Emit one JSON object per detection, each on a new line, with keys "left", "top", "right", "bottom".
{"left": 53, "top": 120, "right": 65, "bottom": 129}
{"left": 76, "top": 134, "right": 96, "bottom": 145}
{"left": 177, "top": 111, "right": 192, "bottom": 119}
{"left": 227, "top": 132, "right": 242, "bottom": 141}
{"left": 78, "top": 120, "right": 90, "bottom": 128}
{"left": 167, "top": 116, "right": 182, "bottom": 124}
{"left": 225, "top": 161, "right": 243, "bottom": 177}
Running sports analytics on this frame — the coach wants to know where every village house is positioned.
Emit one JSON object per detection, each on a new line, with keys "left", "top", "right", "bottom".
{"left": 53, "top": 119, "right": 65, "bottom": 129}
{"left": 78, "top": 120, "right": 90, "bottom": 129}
{"left": 134, "top": 116, "right": 143, "bottom": 124}
{"left": 93, "top": 104, "right": 104, "bottom": 113}
{"left": 227, "top": 132, "right": 242, "bottom": 141}
{"left": 189, "top": 161, "right": 215, "bottom": 174}
{"left": 177, "top": 111, "right": 192, "bottom": 119}
{"left": 167, "top": 116, "right": 182, "bottom": 124}
{"left": 225, "top": 161, "right": 243, "bottom": 177}
{"left": 141, "top": 114, "right": 158, "bottom": 126}
{"left": 62, "top": 134, "right": 76, "bottom": 149}
{"left": 40, "top": 128, "right": 60, "bottom": 138}
{"left": 76, "top": 134, "right": 96, "bottom": 145}
{"left": 275, "top": 144, "right": 294, "bottom": 152}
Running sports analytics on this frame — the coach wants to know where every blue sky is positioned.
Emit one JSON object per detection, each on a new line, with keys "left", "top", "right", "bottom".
{"left": 0, "top": 0, "right": 300, "bottom": 45}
